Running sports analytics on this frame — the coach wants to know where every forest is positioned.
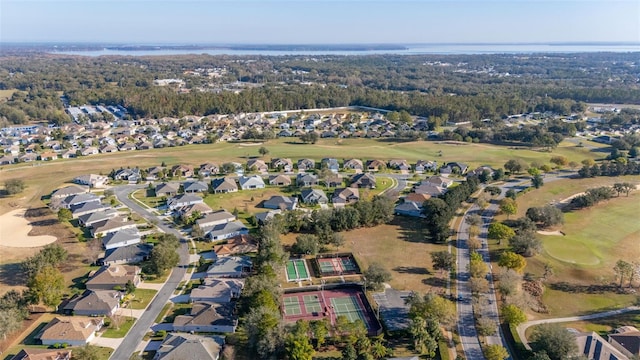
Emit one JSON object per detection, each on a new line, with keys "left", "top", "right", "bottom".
{"left": 0, "top": 52, "right": 638, "bottom": 126}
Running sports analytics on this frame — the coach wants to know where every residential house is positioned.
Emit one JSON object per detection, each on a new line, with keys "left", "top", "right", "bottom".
{"left": 211, "top": 177, "right": 238, "bottom": 193}
{"left": 91, "top": 217, "right": 137, "bottom": 238}
{"left": 63, "top": 290, "right": 122, "bottom": 316}
{"left": 85, "top": 264, "right": 141, "bottom": 291}
{"left": 206, "top": 256, "right": 253, "bottom": 278}
{"left": 321, "top": 158, "right": 340, "bottom": 173}
{"left": 37, "top": 316, "right": 103, "bottom": 346}
{"left": 246, "top": 159, "right": 268, "bottom": 173}
{"left": 51, "top": 185, "right": 86, "bottom": 199}
{"left": 199, "top": 163, "right": 219, "bottom": 177}
{"left": 332, "top": 187, "right": 360, "bottom": 206}
{"left": 296, "top": 173, "right": 319, "bottom": 187}
{"left": 350, "top": 173, "right": 377, "bottom": 189}
{"left": 174, "top": 202, "right": 214, "bottom": 219}
{"left": 70, "top": 201, "right": 110, "bottom": 219}
{"left": 73, "top": 174, "right": 109, "bottom": 188}
{"left": 212, "top": 235, "right": 258, "bottom": 256}
{"left": 394, "top": 197, "right": 425, "bottom": 218}
{"left": 205, "top": 221, "right": 249, "bottom": 241}
{"left": 183, "top": 181, "right": 209, "bottom": 193}
{"left": 0, "top": 155, "right": 15, "bottom": 165}
{"left": 469, "top": 166, "right": 496, "bottom": 179}
{"left": 19, "top": 153, "right": 38, "bottom": 162}
{"left": 415, "top": 160, "right": 438, "bottom": 173}
{"left": 113, "top": 168, "right": 141, "bottom": 182}
{"left": 300, "top": 188, "right": 329, "bottom": 204}
{"left": 608, "top": 326, "right": 640, "bottom": 358}
{"left": 268, "top": 174, "right": 292, "bottom": 186}
{"left": 405, "top": 192, "right": 431, "bottom": 204}
{"left": 189, "top": 278, "right": 244, "bottom": 303}
{"left": 39, "top": 152, "right": 58, "bottom": 161}
{"left": 366, "top": 159, "right": 386, "bottom": 171}
{"left": 576, "top": 331, "right": 629, "bottom": 360}
{"left": 255, "top": 209, "right": 283, "bottom": 225}
{"left": 80, "top": 147, "right": 99, "bottom": 156}
{"left": 426, "top": 175, "right": 454, "bottom": 188}
{"left": 10, "top": 348, "right": 72, "bottom": 360}
{"left": 100, "top": 144, "right": 118, "bottom": 153}
{"left": 119, "top": 143, "right": 137, "bottom": 151}
{"left": 102, "top": 243, "right": 153, "bottom": 266}
{"left": 154, "top": 333, "right": 222, "bottom": 360}
{"left": 78, "top": 209, "right": 118, "bottom": 227}
{"left": 102, "top": 229, "right": 141, "bottom": 250}
{"left": 155, "top": 183, "right": 180, "bottom": 197}
{"left": 343, "top": 158, "right": 364, "bottom": 171}
{"left": 167, "top": 194, "right": 204, "bottom": 210}
{"left": 413, "top": 183, "right": 447, "bottom": 197}
{"left": 440, "top": 162, "right": 469, "bottom": 176}
{"left": 196, "top": 210, "right": 236, "bottom": 229}
{"left": 324, "top": 173, "right": 343, "bottom": 188}
{"left": 173, "top": 302, "right": 237, "bottom": 333}
{"left": 57, "top": 193, "right": 101, "bottom": 210}
{"left": 262, "top": 196, "right": 297, "bottom": 211}
{"left": 297, "top": 158, "right": 315, "bottom": 171}
{"left": 271, "top": 158, "right": 293, "bottom": 172}
{"left": 388, "top": 159, "right": 411, "bottom": 171}
{"left": 238, "top": 175, "right": 265, "bottom": 190}
{"left": 171, "top": 164, "right": 195, "bottom": 178}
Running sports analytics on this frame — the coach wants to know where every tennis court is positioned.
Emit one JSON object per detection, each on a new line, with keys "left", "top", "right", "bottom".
{"left": 286, "top": 259, "right": 311, "bottom": 282}
{"left": 315, "top": 254, "right": 361, "bottom": 277}
{"left": 331, "top": 295, "right": 367, "bottom": 324}
{"left": 284, "top": 296, "right": 302, "bottom": 316}
{"left": 302, "top": 294, "right": 322, "bottom": 314}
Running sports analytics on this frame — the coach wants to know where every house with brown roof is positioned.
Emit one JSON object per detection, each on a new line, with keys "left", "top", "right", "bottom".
{"left": 366, "top": 159, "right": 386, "bottom": 171}
{"left": 199, "top": 163, "right": 219, "bottom": 177}
{"left": 155, "top": 183, "right": 180, "bottom": 197}
{"left": 10, "top": 348, "right": 72, "bottom": 360}
{"left": 171, "top": 164, "right": 194, "bottom": 178}
{"left": 196, "top": 210, "right": 236, "bottom": 229}
{"left": 213, "top": 235, "right": 258, "bottom": 256}
{"left": 90, "top": 216, "right": 137, "bottom": 238}
{"left": 189, "top": 278, "right": 244, "bottom": 303}
{"left": 271, "top": 158, "right": 293, "bottom": 172}
{"left": 63, "top": 290, "right": 122, "bottom": 316}
{"left": 332, "top": 187, "right": 360, "bottom": 207}
{"left": 388, "top": 159, "right": 411, "bottom": 171}
{"left": 268, "top": 174, "right": 292, "bottom": 186}
{"left": 85, "top": 264, "right": 141, "bottom": 291}
{"left": 173, "top": 302, "right": 237, "bottom": 333}
{"left": 350, "top": 173, "right": 377, "bottom": 189}
{"left": 343, "top": 158, "right": 364, "bottom": 171}
{"left": 37, "top": 316, "right": 104, "bottom": 346}
{"left": 246, "top": 159, "right": 268, "bottom": 173}
{"left": 297, "top": 158, "right": 315, "bottom": 172}
{"left": 211, "top": 177, "right": 238, "bottom": 193}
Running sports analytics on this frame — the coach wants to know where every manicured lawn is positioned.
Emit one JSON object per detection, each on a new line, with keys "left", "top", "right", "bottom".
{"left": 131, "top": 189, "right": 164, "bottom": 209}
{"left": 102, "top": 316, "right": 135, "bottom": 338}
{"left": 127, "top": 288, "right": 158, "bottom": 310}
{"left": 281, "top": 216, "right": 449, "bottom": 293}
{"left": 144, "top": 271, "right": 170, "bottom": 284}
{"left": 540, "top": 289, "right": 636, "bottom": 318}
{"left": 553, "top": 311, "right": 640, "bottom": 336}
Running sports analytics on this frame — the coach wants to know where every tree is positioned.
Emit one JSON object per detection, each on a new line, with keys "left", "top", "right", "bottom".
{"left": 526, "top": 205, "right": 564, "bottom": 228}
{"left": 614, "top": 260, "right": 633, "bottom": 288}
{"left": 499, "top": 198, "right": 517, "bottom": 219}
{"left": 550, "top": 156, "right": 569, "bottom": 169}
{"left": 466, "top": 213, "right": 482, "bottom": 226}
{"left": 484, "top": 344, "right": 509, "bottom": 360}
{"left": 258, "top": 146, "right": 269, "bottom": 157}
{"left": 468, "top": 253, "right": 489, "bottom": 279}
{"left": 488, "top": 222, "right": 515, "bottom": 245}
{"left": 408, "top": 316, "right": 439, "bottom": 356}
{"left": 150, "top": 241, "right": 180, "bottom": 275}
{"left": 505, "top": 189, "right": 517, "bottom": 200}
{"left": 0, "top": 308, "right": 24, "bottom": 340}
{"left": 476, "top": 317, "right": 497, "bottom": 336}
{"left": 501, "top": 304, "right": 527, "bottom": 325}
{"left": 57, "top": 208, "right": 72, "bottom": 222}
{"left": 469, "top": 277, "right": 489, "bottom": 294}
{"left": 292, "top": 234, "right": 320, "bottom": 256}
{"left": 364, "top": 262, "right": 392, "bottom": 291}
{"left": 531, "top": 174, "right": 544, "bottom": 189}
{"left": 4, "top": 178, "right": 26, "bottom": 195}
{"left": 530, "top": 324, "right": 577, "bottom": 360}
{"left": 72, "top": 344, "right": 103, "bottom": 360}
{"left": 285, "top": 333, "right": 314, "bottom": 360}
{"left": 509, "top": 231, "right": 543, "bottom": 257}
{"left": 504, "top": 159, "right": 527, "bottom": 174}
{"left": 329, "top": 233, "right": 345, "bottom": 252}
{"left": 371, "top": 341, "right": 388, "bottom": 359}
{"left": 431, "top": 251, "right": 455, "bottom": 272}
{"left": 300, "top": 132, "right": 319, "bottom": 144}
{"left": 27, "top": 265, "right": 65, "bottom": 308}
{"left": 191, "top": 224, "right": 204, "bottom": 240}
{"left": 498, "top": 251, "right": 527, "bottom": 273}
{"left": 310, "top": 319, "right": 329, "bottom": 349}
{"left": 497, "top": 269, "right": 521, "bottom": 300}
{"left": 467, "top": 236, "right": 481, "bottom": 252}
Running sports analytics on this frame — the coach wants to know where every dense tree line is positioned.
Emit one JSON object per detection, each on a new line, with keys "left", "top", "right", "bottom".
{"left": 577, "top": 160, "right": 640, "bottom": 178}
{"left": 422, "top": 176, "right": 480, "bottom": 243}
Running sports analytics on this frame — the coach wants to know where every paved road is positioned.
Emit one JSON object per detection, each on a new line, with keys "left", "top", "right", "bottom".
{"left": 109, "top": 185, "right": 191, "bottom": 360}
{"left": 457, "top": 172, "right": 575, "bottom": 359}
{"left": 516, "top": 306, "right": 640, "bottom": 350}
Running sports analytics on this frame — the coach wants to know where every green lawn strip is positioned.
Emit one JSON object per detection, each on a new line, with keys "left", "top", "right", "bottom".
{"left": 154, "top": 303, "right": 173, "bottom": 323}
{"left": 438, "top": 339, "right": 451, "bottom": 360}
{"left": 144, "top": 271, "right": 170, "bottom": 284}
{"left": 102, "top": 317, "right": 136, "bottom": 338}
{"left": 540, "top": 290, "right": 636, "bottom": 318}
{"left": 127, "top": 288, "right": 158, "bottom": 310}
{"left": 551, "top": 311, "right": 640, "bottom": 336}
{"left": 162, "top": 303, "right": 192, "bottom": 323}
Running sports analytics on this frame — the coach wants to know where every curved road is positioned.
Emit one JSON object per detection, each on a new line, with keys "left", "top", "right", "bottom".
{"left": 110, "top": 185, "right": 191, "bottom": 359}
{"left": 457, "top": 172, "right": 575, "bottom": 359}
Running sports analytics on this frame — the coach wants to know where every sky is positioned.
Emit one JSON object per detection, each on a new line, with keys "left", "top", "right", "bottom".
{"left": 1, "top": 0, "right": 639, "bottom": 44}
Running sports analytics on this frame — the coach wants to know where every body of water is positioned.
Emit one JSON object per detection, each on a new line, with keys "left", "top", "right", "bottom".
{"left": 52, "top": 44, "right": 640, "bottom": 57}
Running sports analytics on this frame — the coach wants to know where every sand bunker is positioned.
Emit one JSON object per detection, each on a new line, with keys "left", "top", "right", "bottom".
{"left": 0, "top": 209, "right": 57, "bottom": 248}
{"left": 537, "top": 230, "right": 565, "bottom": 236}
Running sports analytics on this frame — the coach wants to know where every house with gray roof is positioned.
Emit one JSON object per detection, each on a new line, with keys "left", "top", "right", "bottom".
{"left": 73, "top": 174, "right": 109, "bottom": 188}
{"left": 211, "top": 177, "right": 238, "bottom": 193}
{"left": 189, "top": 278, "right": 244, "bottom": 303}
{"left": 321, "top": 158, "right": 340, "bottom": 173}
{"left": 271, "top": 158, "right": 293, "bottom": 172}
{"left": 297, "top": 158, "right": 315, "bottom": 171}
{"left": 246, "top": 159, "right": 268, "bottom": 173}
{"left": 263, "top": 195, "right": 298, "bottom": 210}
{"left": 300, "top": 188, "right": 328, "bottom": 204}
{"left": 183, "top": 181, "right": 209, "bottom": 193}
{"left": 70, "top": 201, "right": 110, "bottom": 219}
{"left": 102, "top": 229, "right": 141, "bottom": 250}
{"left": 85, "top": 264, "right": 141, "bottom": 291}
{"left": 343, "top": 158, "right": 364, "bottom": 171}
{"left": 205, "top": 221, "right": 249, "bottom": 241}
{"left": 155, "top": 333, "right": 222, "bottom": 360}
{"left": 268, "top": 174, "right": 292, "bottom": 186}
{"left": 78, "top": 209, "right": 118, "bottom": 227}
{"left": 415, "top": 160, "right": 438, "bottom": 173}
{"left": 173, "top": 302, "right": 237, "bottom": 333}
{"left": 102, "top": 243, "right": 153, "bottom": 266}
{"left": 296, "top": 173, "right": 318, "bottom": 187}
{"left": 332, "top": 187, "right": 359, "bottom": 207}
{"left": 91, "top": 217, "right": 137, "bottom": 238}
{"left": 394, "top": 201, "right": 424, "bottom": 218}
{"left": 167, "top": 194, "right": 203, "bottom": 210}
{"left": 37, "top": 316, "right": 103, "bottom": 347}
{"left": 255, "top": 209, "right": 283, "bottom": 225}
{"left": 199, "top": 163, "right": 219, "bottom": 177}
{"left": 238, "top": 175, "right": 265, "bottom": 190}
{"left": 63, "top": 290, "right": 122, "bottom": 316}
{"left": 155, "top": 183, "right": 179, "bottom": 197}
{"left": 58, "top": 193, "right": 101, "bottom": 209}
{"left": 349, "top": 173, "right": 377, "bottom": 189}
{"left": 576, "top": 331, "right": 629, "bottom": 360}
{"left": 196, "top": 210, "right": 236, "bottom": 229}
{"left": 206, "top": 256, "right": 252, "bottom": 278}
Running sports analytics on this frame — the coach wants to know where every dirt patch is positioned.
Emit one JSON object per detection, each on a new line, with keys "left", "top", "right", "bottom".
{"left": 0, "top": 208, "right": 57, "bottom": 248}
{"left": 537, "top": 230, "right": 565, "bottom": 236}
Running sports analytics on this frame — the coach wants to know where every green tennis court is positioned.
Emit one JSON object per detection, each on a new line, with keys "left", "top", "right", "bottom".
{"left": 284, "top": 297, "right": 302, "bottom": 316}
{"left": 295, "top": 259, "right": 309, "bottom": 278}
{"left": 340, "top": 258, "right": 357, "bottom": 272}
{"left": 286, "top": 261, "right": 297, "bottom": 281}
{"left": 318, "top": 259, "right": 336, "bottom": 273}
{"left": 303, "top": 294, "right": 322, "bottom": 314}
{"left": 331, "top": 296, "right": 367, "bottom": 323}
{"left": 286, "top": 259, "right": 310, "bottom": 281}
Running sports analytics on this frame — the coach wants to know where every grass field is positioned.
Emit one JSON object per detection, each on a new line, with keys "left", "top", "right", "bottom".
{"left": 0, "top": 137, "right": 603, "bottom": 215}
{"left": 102, "top": 316, "right": 135, "bottom": 338}
{"left": 551, "top": 311, "right": 640, "bottom": 336}
{"left": 0, "top": 89, "right": 17, "bottom": 100}
{"left": 127, "top": 288, "right": 157, "bottom": 310}
{"left": 281, "top": 217, "right": 448, "bottom": 293}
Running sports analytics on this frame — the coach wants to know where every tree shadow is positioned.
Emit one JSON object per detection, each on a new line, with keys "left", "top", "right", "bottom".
{"left": 549, "top": 281, "right": 618, "bottom": 294}
{"left": 392, "top": 266, "right": 431, "bottom": 275}
{"left": 24, "top": 207, "right": 52, "bottom": 218}
{"left": 0, "top": 263, "right": 26, "bottom": 286}
{"left": 422, "top": 277, "right": 448, "bottom": 289}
